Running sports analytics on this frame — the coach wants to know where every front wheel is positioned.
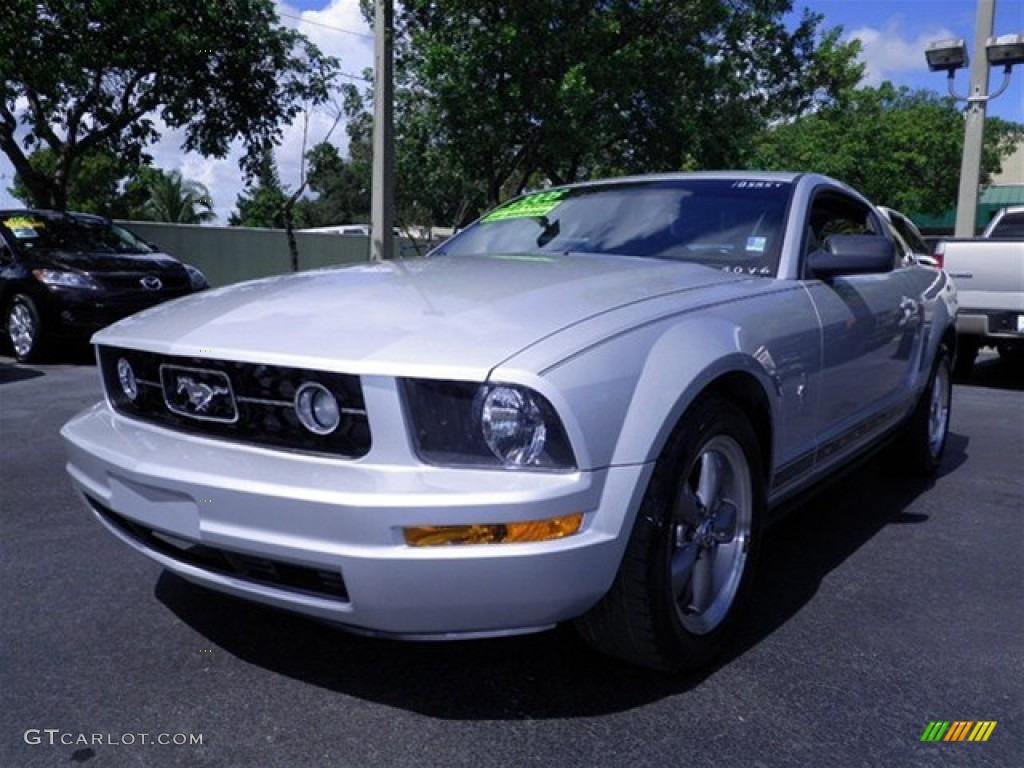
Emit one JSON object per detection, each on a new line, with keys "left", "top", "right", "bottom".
{"left": 576, "top": 395, "right": 764, "bottom": 672}
{"left": 5, "top": 294, "right": 46, "bottom": 363}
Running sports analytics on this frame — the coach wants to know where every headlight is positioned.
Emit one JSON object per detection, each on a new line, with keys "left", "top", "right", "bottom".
{"left": 402, "top": 379, "right": 576, "bottom": 470}
{"left": 481, "top": 385, "right": 547, "bottom": 465}
{"left": 183, "top": 263, "right": 209, "bottom": 290}
{"left": 32, "top": 268, "right": 99, "bottom": 289}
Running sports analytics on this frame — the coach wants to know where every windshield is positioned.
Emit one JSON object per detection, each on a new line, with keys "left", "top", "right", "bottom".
{"left": 433, "top": 179, "right": 793, "bottom": 277}
{"left": 0, "top": 213, "right": 158, "bottom": 255}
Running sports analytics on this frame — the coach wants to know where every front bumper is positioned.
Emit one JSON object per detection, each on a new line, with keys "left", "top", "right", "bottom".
{"left": 40, "top": 287, "right": 193, "bottom": 340}
{"left": 61, "top": 403, "right": 648, "bottom": 638}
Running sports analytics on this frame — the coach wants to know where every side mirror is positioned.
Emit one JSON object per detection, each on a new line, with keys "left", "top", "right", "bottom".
{"left": 807, "top": 235, "right": 896, "bottom": 279}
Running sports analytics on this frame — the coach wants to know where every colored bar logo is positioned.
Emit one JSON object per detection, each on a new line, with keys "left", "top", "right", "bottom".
{"left": 920, "top": 721, "right": 997, "bottom": 742}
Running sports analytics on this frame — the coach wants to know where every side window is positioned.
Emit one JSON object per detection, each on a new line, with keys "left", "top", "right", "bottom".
{"left": 886, "top": 221, "right": 913, "bottom": 261}
{"left": 989, "top": 211, "right": 1024, "bottom": 239}
{"left": 0, "top": 236, "right": 13, "bottom": 264}
{"left": 890, "top": 213, "right": 928, "bottom": 254}
{"left": 804, "top": 191, "right": 880, "bottom": 258}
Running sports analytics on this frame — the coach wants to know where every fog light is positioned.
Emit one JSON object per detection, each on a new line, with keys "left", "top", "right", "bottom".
{"left": 403, "top": 513, "right": 584, "bottom": 547}
{"left": 117, "top": 358, "right": 138, "bottom": 401}
{"left": 294, "top": 382, "right": 341, "bottom": 434}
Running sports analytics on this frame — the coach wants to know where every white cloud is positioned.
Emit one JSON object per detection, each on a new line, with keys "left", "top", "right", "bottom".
{"left": 847, "top": 18, "right": 956, "bottom": 86}
{"left": 0, "top": 1, "right": 373, "bottom": 224}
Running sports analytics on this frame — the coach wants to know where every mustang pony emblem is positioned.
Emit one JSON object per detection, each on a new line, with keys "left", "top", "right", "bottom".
{"left": 176, "top": 376, "right": 230, "bottom": 413}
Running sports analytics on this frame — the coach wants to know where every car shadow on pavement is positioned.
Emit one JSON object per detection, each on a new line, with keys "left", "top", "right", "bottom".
{"left": 959, "top": 352, "right": 1024, "bottom": 391}
{"left": 0, "top": 343, "right": 94, "bottom": 373}
{"left": 0, "top": 361, "right": 44, "bottom": 384}
{"left": 154, "top": 438, "right": 965, "bottom": 720}
{"left": 730, "top": 429, "right": 967, "bottom": 657}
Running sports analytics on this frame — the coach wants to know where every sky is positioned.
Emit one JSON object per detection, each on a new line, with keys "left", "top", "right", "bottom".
{"left": 1, "top": 0, "right": 1022, "bottom": 222}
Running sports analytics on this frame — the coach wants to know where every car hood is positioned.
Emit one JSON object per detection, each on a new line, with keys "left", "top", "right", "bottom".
{"left": 95, "top": 253, "right": 747, "bottom": 376}
{"left": 26, "top": 249, "right": 185, "bottom": 274}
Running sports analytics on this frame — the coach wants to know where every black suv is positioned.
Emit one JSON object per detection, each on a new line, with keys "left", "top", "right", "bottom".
{"left": 1, "top": 210, "right": 208, "bottom": 362}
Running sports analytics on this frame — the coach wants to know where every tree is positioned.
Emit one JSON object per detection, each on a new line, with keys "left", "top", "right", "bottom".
{"left": 6, "top": 148, "right": 189, "bottom": 220}
{"left": 345, "top": 83, "right": 487, "bottom": 231}
{"left": 8, "top": 147, "right": 142, "bottom": 216}
{"left": 0, "top": 0, "right": 337, "bottom": 210}
{"left": 751, "top": 82, "right": 1024, "bottom": 215}
{"left": 358, "top": 0, "right": 862, "bottom": 215}
{"left": 140, "top": 170, "right": 215, "bottom": 224}
{"left": 295, "top": 142, "right": 371, "bottom": 227}
{"left": 229, "top": 148, "right": 294, "bottom": 229}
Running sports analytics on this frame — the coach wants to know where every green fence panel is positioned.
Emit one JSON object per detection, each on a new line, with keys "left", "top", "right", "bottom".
{"left": 116, "top": 221, "right": 377, "bottom": 288}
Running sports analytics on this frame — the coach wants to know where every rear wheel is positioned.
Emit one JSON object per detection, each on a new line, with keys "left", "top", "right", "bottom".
{"left": 576, "top": 395, "right": 764, "bottom": 672}
{"left": 5, "top": 294, "right": 46, "bottom": 363}
{"left": 896, "top": 344, "right": 952, "bottom": 476}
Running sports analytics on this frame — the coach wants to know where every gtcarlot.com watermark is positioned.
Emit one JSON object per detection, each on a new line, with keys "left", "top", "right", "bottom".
{"left": 24, "top": 729, "right": 203, "bottom": 747}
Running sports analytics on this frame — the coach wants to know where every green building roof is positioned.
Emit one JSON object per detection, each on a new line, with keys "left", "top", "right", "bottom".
{"left": 912, "top": 184, "right": 1024, "bottom": 234}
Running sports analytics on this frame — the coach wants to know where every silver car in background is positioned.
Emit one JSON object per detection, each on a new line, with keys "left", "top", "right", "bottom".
{"left": 62, "top": 172, "right": 957, "bottom": 671}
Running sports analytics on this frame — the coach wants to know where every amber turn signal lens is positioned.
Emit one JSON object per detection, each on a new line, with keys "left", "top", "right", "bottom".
{"left": 404, "top": 513, "right": 584, "bottom": 547}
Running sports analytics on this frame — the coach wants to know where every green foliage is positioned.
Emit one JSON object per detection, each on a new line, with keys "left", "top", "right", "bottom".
{"left": 0, "top": 0, "right": 337, "bottom": 210}
{"left": 117, "top": 167, "right": 167, "bottom": 220}
{"left": 229, "top": 149, "right": 295, "bottom": 228}
{"left": 345, "top": 85, "right": 484, "bottom": 231}
{"left": 295, "top": 141, "right": 371, "bottom": 227}
{"left": 355, "top": 0, "right": 862, "bottom": 218}
{"left": 138, "top": 170, "right": 215, "bottom": 224}
{"left": 751, "top": 82, "right": 1024, "bottom": 215}
{"left": 230, "top": 141, "right": 373, "bottom": 229}
{"left": 4, "top": 147, "right": 212, "bottom": 222}
{"left": 7, "top": 147, "right": 140, "bottom": 216}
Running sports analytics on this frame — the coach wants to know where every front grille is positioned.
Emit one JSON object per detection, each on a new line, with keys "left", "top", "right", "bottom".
{"left": 98, "top": 346, "right": 371, "bottom": 457}
{"left": 96, "top": 269, "right": 191, "bottom": 295}
{"left": 88, "top": 496, "right": 349, "bottom": 602}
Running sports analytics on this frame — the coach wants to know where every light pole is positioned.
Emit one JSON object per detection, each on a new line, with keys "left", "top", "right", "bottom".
{"left": 925, "top": 0, "right": 1024, "bottom": 237}
{"left": 371, "top": 0, "right": 395, "bottom": 261}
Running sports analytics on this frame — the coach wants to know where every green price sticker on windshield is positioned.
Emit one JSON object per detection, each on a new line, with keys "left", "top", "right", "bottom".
{"left": 481, "top": 189, "right": 567, "bottom": 222}
{"left": 2, "top": 216, "right": 44, "bottom": 239}
{"left": 3, "top": 216, "right": 44, "bottom": 230}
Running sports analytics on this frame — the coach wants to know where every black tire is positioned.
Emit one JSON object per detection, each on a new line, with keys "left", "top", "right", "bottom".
{"left": 576, "top": 395, "right": 765, "bottom": 672}
{"left": 5, "top": 294, "right": 46, "bottom": 363}
{"left": 952, "top": 337, "right": 977, "bottom": 379}
{"left": 896, "top": 344, "right": 952, "bottom": 476}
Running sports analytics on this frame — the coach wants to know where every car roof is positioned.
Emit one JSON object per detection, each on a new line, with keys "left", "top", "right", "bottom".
{"left": 555, "top": 170, "right": 803, "bottom": 188}
{"left": 536, "top": 170, "right": 867, "bottom": 199}
{"left": 0, "top": 209, "right": 110, "bottom": 225}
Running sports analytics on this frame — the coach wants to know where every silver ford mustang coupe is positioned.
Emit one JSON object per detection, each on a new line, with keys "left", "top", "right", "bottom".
{"left": 61, "top": 172, "right": 957, "bottom": 671}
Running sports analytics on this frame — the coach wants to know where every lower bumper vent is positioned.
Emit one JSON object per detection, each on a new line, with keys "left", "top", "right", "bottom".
{"left": 87, "top": 496, "right": 349, "bottom": 602}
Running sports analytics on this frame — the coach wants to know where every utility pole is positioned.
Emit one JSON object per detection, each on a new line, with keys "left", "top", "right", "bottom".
{"left": 370, "top": 0, "right": 395, "bottom": 261}
{"left": 955, "top": 0, "right": 996, "bottom": 237}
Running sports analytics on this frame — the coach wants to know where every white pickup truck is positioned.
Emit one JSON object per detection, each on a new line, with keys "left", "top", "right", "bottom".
{"left": 935, "top": 206, "right": 1024, "bottom": 376}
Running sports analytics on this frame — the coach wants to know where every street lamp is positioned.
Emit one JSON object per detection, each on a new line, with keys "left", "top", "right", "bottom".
{"left": 925, "top": 0, "right": 1024, "bottom": 237}
{"left": 985, "top": 33, "right": 1024, "bottom": 66}
{"left": 925, "top": 39, "right": 969, "bottom": 72}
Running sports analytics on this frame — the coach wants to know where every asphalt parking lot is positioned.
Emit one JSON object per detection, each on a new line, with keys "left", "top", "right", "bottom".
{"left": 1, "top": 351, "right": 1021, "bottom": 768}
